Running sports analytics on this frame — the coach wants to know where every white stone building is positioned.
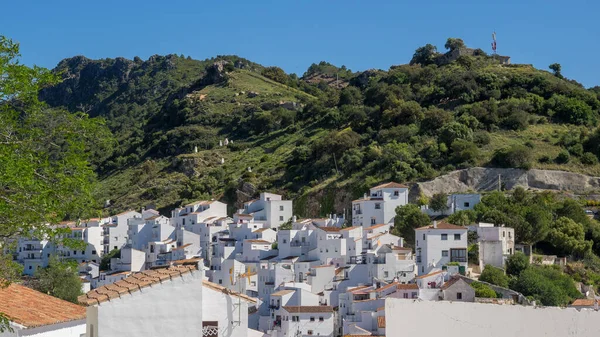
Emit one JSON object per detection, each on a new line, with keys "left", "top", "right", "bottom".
{"left": 103, "top": 210, "right": 142, "bottom": 254}
{"left": 352, "top": 182, "right": 409, "bottom": 228}
{"left": 0, "top": 283, "right": 86, "bottom": 337}
{"left": 415, "top": 221, "right": 468, "bottom": 275}
{"left": 236, "top": 193, "right": 293, "bottom": 229}
{"left": 273, "top": 306, "right": 334, "bottom": 337}
{"left": 79, "top": 262, "right": 256, "bottom": 337}
{"left": 475, "top": 223, "right": 515, "bottom": 270}
{"left": 421, "top": 193, "right": 481, "bottom": 216}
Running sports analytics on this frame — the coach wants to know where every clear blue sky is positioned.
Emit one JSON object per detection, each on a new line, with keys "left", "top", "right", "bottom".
{"left": 3, "top": 0, "right": 599, "bottom": 87}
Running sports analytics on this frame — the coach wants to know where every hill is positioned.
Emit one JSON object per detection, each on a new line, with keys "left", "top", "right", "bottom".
{"left": 39, "top": 40, "right": 600, "bottom": 217}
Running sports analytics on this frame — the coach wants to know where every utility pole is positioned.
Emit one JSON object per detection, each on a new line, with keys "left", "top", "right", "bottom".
{"left": 498, "top": 174, "right": 501, "bottom": 192}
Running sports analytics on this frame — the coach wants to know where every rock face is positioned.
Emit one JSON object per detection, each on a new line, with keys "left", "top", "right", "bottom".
{"left": 412, "top": 167, "right": 600, "bottom": 200}
{"left": 200, "top": 61, "right": 229, "bottom": 86}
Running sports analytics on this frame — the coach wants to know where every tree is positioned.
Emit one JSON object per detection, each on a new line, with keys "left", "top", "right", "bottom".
{"left": 0, "top": 36, "right": 109, "bottom": 282}
{"left": 261, "top": 66, "right": 288, "bottom": 84}
{"left": 429, "top": 193, "right": 448, "bottom": 214}
{"left": 491, "top": 145, "right": 533, "bottom": 169}
{"left": 547, "top": 217, "right": 592, "bottom": 257}
{"left": 510, "top": 266, "right": 581, "bottom": 306}
{"left": 479, "top": 265, "right": 509, "bottom": 288}
{"left": 392, "top": 204, "right": 431, "bottom": 246}
{"left": 439, "top": 122, "right": 473, "bottom": 146}
{"left": 100, "top": 248, "right": 121, "bottom": 271}
{"left": 450, "top": 139, "right": 479, "bottom": 166}
{"left": 445, "top": 38, "right": 466, "bottom": 51}
{"left": 447, "top": 210, "right": 477, "bottom": 226}
{"left": 410, "top": 44, "right": 439, "bottom": 66}
{"left": 33, "top": 257, "right": 83, "bottom": 303}
{"left": 505, "top": 252, "right": 530, "bottom": 276}
{"left": 470, "top": 281, "right": 497, "bottom": 298}
{"left": 549, "top": 63, "right": 562, "bottom": 78}
{"left": 338, "top": 86, "right": 363, "bottom": 106}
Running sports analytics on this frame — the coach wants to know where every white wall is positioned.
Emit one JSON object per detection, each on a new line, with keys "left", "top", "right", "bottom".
{"left": 385, "top": 298, "right": 600, "bottom": 337}
{"left": 89, "top": 270, "right": 203, "bottom": 337}
{"left": 0, "top": 320, "right": 85, "bottom": 337}
{"left": 203, "top": 285, "right": 249, "bottom": 337}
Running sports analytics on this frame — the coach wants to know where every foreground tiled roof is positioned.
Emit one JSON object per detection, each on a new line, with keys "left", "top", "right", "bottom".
{"left": 440, "top": 276, "right": 461, "bottom": 290}
{"left": 415, "top": 222, "right": 466, "bottom": 230}
{"left": 78, "top": 265, "right": 198, "bottom": 305}
{"left": 79, "top": 265, "right": 256, "bottom": 306}
{"left": 377, "top": 316, "right": 386, "bottom": 328}
{"left": 571, "top": 299, "right": 599, "bottom": 306}
{"left": 282, "top": 306, "right": 333, "bottom": 313}
{"left": 0, "top": 283, "right": 86, "bottom": 328}
{"left": 371, "top": 182, "right": 409, "bottom": 189}
{"left": 414, "top": 270, "right": 444, "bottom": 279}
{"left": 396, "top": 283, "right": 419, "bottom": 290}
{"left": 317, "top": 226, "right": 342, "bottom": 232}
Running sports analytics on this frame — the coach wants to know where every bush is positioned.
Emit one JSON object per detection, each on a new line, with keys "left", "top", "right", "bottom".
{"left": 581, "top": 152, "right": 599, "bottom": 165}
{"left": 538, "top": 155, "right": 551, "bottom": 163}
{"left": 492, "top": 145, "right": 533, "bottom": 169}
{"left": 473, "top": 131, "right": 491, "bottom": 145}
{"left": 506, "top": 252, "right": 530, "bottom": 276}
{"left": 471, "top": 281, "right": 497, "bottom": 298}
{"left": 479, "top": 265, "right": 509, "bottom": 287}
{"left": 555, "top": 150, "right": 570, "bottom": 164}
{"left": 510, "top": 266, "right": 581, "bottom": 306}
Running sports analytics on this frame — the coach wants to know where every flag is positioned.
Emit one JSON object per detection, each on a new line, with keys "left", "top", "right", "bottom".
{"left": 492, "top": 32, "right": 497, "bottom": 41}
{"left": 492, "top": 41, "right": 497, "bottom": 52}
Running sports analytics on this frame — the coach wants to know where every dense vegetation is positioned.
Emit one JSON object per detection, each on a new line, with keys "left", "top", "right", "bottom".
{"left": 35, "top": 38, "right": 600, "bottom": 216}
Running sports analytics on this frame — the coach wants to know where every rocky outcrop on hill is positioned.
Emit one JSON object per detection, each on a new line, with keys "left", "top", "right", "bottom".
{"left": 200, "top": 61, "right": 229, "bottom": 86}
{"left": 412, "top": 167, "right": 600, "bottom": 200}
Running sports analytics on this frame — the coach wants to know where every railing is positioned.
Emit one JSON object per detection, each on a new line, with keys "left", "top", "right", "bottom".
{"left": 354, "top": 210, "right": 362, "bottom": 215}
{"left": 290, "top": 241, "right": 305, "bottom": 247}
{"left": 451, "top": 257, "right": 467, "bottom": 263}
{"left": 22, "top": 246, "right": 42, "bottom": 251}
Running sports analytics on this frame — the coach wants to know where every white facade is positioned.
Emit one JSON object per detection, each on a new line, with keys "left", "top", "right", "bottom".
{"left": 0, "top": 320, "right": 86, "bottom": 337}
{"left": 352, "top": 182, "right": 409, "bottom": 228}
{"left": 476, "top": 223, "right": 515, "bottom": 270}
{"left": 237, "top": 193, "right": 293, "bottom": 229}
{"left": 385, "top": 298, "right": 600, "bottom": 337}
{"left": 103, "top": 211, "right": 142, "bottom": 254}
{"left": 415, "top": 222, "right": 468, "bottom": 275}
{"left": 421, "top": 193, "right": 482, "bottom": 216}
{"left": 273, "top": 307, "right": 334, "bottom": 337}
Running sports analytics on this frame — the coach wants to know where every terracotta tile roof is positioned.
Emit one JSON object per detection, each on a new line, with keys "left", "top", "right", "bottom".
{"left": 171, "top": 257, "right": 203, "bottom": 265}
{"left": 271, "top": 289, "right": 295, "bottom": 296}
{"left": 340, "top": 226, "right": 361, "bottom": 231}
{"left": 145, "top": 215, "right": 161, "bottom": 220}
{"left": 237, "top": 214, "right": 254, "bottom": 218}
{"left": 202, "top": 280, "right": 257, "bottom": 303}
{"left": 371, "top": 182, "right": 409, "bottom": 189}
{"left": 415, "top": 222, "right": 466, "bottom": 230}
{"left": 366, "top": 223, "right": 389, "bottom": 230}
{"left": 0, "top": 283, "right": 86, "bottom": 328}
{"left": 247, "top": 239, "right": 271, "bottom": 244}
{"left": 367, "top": 233, "right": 386, "bottom": 240}
{"left": 377, "top": 316, "right": 386, "bottom": 328}
{"left": 415, "top": 270, "right": 444, "bottom": 279}
{"left": 395, "top": 283, "right": 418, "bottom": 290}
{"left": 376, "top": 306, "right": 385, "bottom": 311}
{"left": 172, "top": 243, "right": 192, "bottom": 251}
{"left": 282, "top": 306, "right": 333, "bottom": 313}
{"left": 317, "top": 226, "right": 342, "bottom": 232}
{"left": 312, "top": 264, "right": 334, "bottom": 269}
{"left": 440, "top": 276, "right": 461, "bottom": 290}
{"left": 78, "top": 265, "right": 198, "bottom": 306}
{"left": 571, "top": 299, "right": 599, "bottom": 306}
{"left": 253, "top": 228, "right": 270, "bottom": 233}
{"left": 335, "top": 267, "right": 345, "bottom": 275}
{"left": 369, "top": 282, "right": 398, "bottom": 293}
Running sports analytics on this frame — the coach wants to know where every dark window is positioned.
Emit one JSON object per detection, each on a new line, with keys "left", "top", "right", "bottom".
{"left": 394, "top": 191, "right": 399, "bottom": 196}
{"left": 280, "top": 205, "right": 284, "bottom": 211}
{"left": 442, "top": 250, "right": 448, "bottom": 257}
{"left": 279, "top": 216, "right": 284, "bottom": 221}
{"left": 92, "top": 250, "right": 97, "bottom": 255}
{"left": 441, "top": 234, "right": 448, "bottom": 240}
{"left": 464, "top": 202, "right": 470, "bottom": 207}
{"left": 319, "top": 317, "right": 324, "bottom": 322}
{"left": 371, "top": 218, "right": 376, "bottom": 225}
{"left": 457, "top": 292, "right": 463, "bottom": 300}
{"left": 454, "top": 233, "right": 461, "bottom": 240}
{"left": 375, "top": 203, "right": 381, "bottom": 209}
{"left": 423, "top": 233, "right": 425, "bottom": 240}
{"left": 310, "top": 317, "right": 315, "bottom": 322}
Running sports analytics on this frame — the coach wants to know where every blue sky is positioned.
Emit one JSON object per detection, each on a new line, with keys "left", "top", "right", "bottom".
{"left": 3, "top": 0, "right": 599, "bottom": 87}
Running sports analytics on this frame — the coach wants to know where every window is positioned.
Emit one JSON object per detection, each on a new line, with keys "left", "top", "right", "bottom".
{"left": 403, "top": 292, "right": 408, "bottom": 299}
{"left": 73, "top": 250, "right": 77, "bottom": 255}
{"left": 81, "top": 250, "right": 85, "bottom": 255}
{"left": 441, "top": 234, "right": 448, "bottom": 241}
{"left": 442, "top": 250, "right": 448, "bottom": 257}
{"left": 423, "top": 233, "right": 425, "bottom": 240}
{"left": 454, "top": 233, "right": 461, "bottom": 240}
{"left": 292, "top": 316, "right": 299, "bottom": 322}
{"left": 28, "top": 266, "right": 32, "bottom": 270}
{"left": 464, "top": 202, "right": 470, "bottom": 207}
{"left": 280, "top": 205, "right": 284, "bottom": 211}
{"left": 412, "top": 292, "right": 418, "bottom": 298}
{"left": 310, "top": 317, "right": 315, "bottom": 322}
{"left": 283, "top": 239, "right": 287, "bottom": 244}
{"left": 92, "top": 250, "right": 97, "bottom": 255}
{"left": 114, "top": 246, "right": 117, "bottom": 250}
{"left": 279, "top": 216, "right": 284, "bottom": 221}
{"left": 421, "top": 266, "right": 424, "bottom": 273}
{"left": 384, "top": 271, "right": 389, "bottom": 278}
{"left": 457, "top": 292, "right": 463, "bottom": 300}
{"left": 508, "top": 231, "right": 512, "bottom": 239}
{"left": 502, "top": 231, "right": 506, "bottom": 237}
{"left": 218, "top": 279, "right": 222, "bottom": 284}
{"left": 319, "top": 317, "right": 324, "bottom": 322}
{"left": 371, "top": 218, "right": 376, "bottom": 225}
{"left": 375, "top": 203, "right": 381, "bottom": 209}
{"left": 307, "top": 330, "right": 314, "bottom": 335}
{"left": 394, "top": 191, "right": 399, "bottom": 196}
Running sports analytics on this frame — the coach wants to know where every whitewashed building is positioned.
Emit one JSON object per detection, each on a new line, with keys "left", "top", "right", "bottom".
{"left": 415, "top": 221, "right": 468, "bottom": 275}
{"left": 236, "top": 193, "right": 293, "bottom": 229}
{"left": 274, "top": 306, "right": 334, "bottom": 337}
{"left": 0, "top": 283, "right": 86, "bottom": 337}
{"left": 103, "top": 210, "right": 142, "bottom": 254}
{"left": 352, "top": 182, "right": 409, "bottom": 228}
{"left": 476, "top": 223, "right": 515, "bottom": 270}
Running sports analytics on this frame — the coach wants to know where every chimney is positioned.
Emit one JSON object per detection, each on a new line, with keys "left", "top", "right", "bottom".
{"left": 433, "top": 221, "right": 438, "bottom": 229}
{"left": 364, "top": 193, "right": 368, "bottom": 199}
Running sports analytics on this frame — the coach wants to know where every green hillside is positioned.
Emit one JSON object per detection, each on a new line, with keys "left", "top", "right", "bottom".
{"left": 39, "top": 39, "right": 600, "bottom": 217}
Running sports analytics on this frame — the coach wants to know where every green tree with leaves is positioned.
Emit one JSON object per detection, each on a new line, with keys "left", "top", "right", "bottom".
{"left": 549, "top": 63, "right": 562, "bottom": 78}
{"left": 410, "top": 44, "right": 439, "bottom": 66}
{"left": 33, "top": 257, "right": 83, "bottom": 303}
{"left": 547, "top": 217, "right": 592, "bottom": 257}
{"left": 505, "top": 252, "right": 530, "bottom": 276}
{"left": 392, "top": 204, "right": 431, "bottom": 245}
{"left": 447, "top": 210, "right": 477, "bottom": 226}
{"left": 445, "top": 38, "right": 466, "bottom": 51}
{"left": 479, "top": 265, "right": 509, "bottom": 287}
{"left": 429, "top": 193, "right": 448, "bottom": 214}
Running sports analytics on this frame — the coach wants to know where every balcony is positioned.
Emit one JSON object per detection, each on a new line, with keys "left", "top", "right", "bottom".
{"left": 290, "top": 241, "right": 305, "bottom": 247}
{"left": 416, "top": 256, "right": 422, "bottom": 263}
{"left": 450, "top": 257, "right": 467, "bottom": 263}
{"left": 22, "top": 245, "right": 42, "bottom": 251}
{"left": 354, "top": 210, "right": 362, "bottom": 215}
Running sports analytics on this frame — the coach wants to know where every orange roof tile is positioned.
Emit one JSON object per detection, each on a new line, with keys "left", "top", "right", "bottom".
{"left": 317, "top": 226, "right": 342, "bottom": 232}
{"left": 440, "top": 276, "right": 462, "bottom": 290}
{"left": 571, "top": 299, "right": 599, "bottom": 306}
{"left": 340, "top": 226, "right": 361, "bottom": 231}
{"left": 271, "top": 289, "right": 295, "bottom": 297}
{"left": 172, "top": 243, "right": 192, "bottom": 251}
{"left": 369, "top": 282, "right": 398, "bottom": 293}
{"left": 376, "top": 306, "right": 385, "bottom": 311}
{"left": 371, "top": 182, "right": 409, "bottom": 189}
{"left": 415, "top": 222, "right": 466, "bottom": 230}
{"left": 0, "top": 283, "right": 86, "bottom": 328}
{"left": 396, "top": 283, "right": 419, "bottom": 290}
{"left": 415, "top": 270, "right": 444, "bottom": 279}
{"left": 366, "top": 223, "right": 389, "bottom": 230}
{"left": 253, "top": 228, "right": 271, "bottom": 233}
{"left": 377, "top": 316, "right": 386, "bottom": 328}
{"left": 247, "top": 239, "right": 271, "bottom": 244}
{"left": 282, "top": 306, "right": 333, "bottom": 313}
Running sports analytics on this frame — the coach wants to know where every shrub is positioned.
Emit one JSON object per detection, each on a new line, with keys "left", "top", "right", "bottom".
{"left": 581, "top": 152, "right": 599, "bottom": 165}
{"left": 538, "top": 155, "right": 551, "bottom": 163}
{"left": 473, "top": 131, "right": 491, "bottom": 145}
{"left": 506, "top": 252, "right": 530, "bottom": 276}
{"left": 555, "top": 150, "right": 570, "bottom": 164}
{"left": 492, "top": 145, "right": 533, "bottom": 169}
{"left": 479, "top": 265, "right": 509, "bottom": 287}
{"left": 471, "top": 281, "right": 497, "bottom": 298}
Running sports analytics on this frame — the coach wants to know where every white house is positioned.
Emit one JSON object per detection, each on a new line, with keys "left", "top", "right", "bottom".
{"left": 79, "top": 262, "right": 256, "bottom": 337}
{"left": 352, "top": 182, "right": 409, "bottom": 228}
{"left": 0, "top": 283, "right": 86, "bottom": 337}
{"left": 103, "top": 210, "right": 142, "bottom": 254}
{"left": 421, "top": 193, "right": 481, "bottom": 216}
{"left": 236, "top": 193, "right": 293, "bottom": 229}
{"left": 415, "top": 221, "right": 468, "bottom": 275}
{"left": 274, "top": 306, "right": 334, "bottom": 337}
{"left": 475, "top": 223, "right": 515, "bottom": 270}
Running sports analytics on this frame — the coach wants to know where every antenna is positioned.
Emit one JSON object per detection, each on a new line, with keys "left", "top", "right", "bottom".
{"left": 491, "top": 31, "right": 497, "bottom": 55}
